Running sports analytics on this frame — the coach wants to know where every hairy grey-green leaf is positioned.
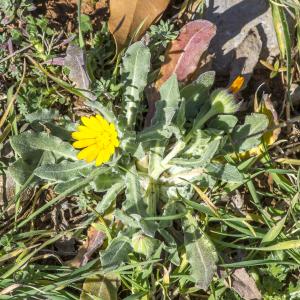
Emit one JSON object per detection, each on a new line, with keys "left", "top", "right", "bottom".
{"left": 8, "top": 159, "right": 38, "bottom": 185}
{"left": 184, "top": 217, "right": 218, "bottom": 290}
{"left": 181, "top": 71, "right": 215, "bottom": 120}
{"left": 207, "top": 163, "right": 243, "bottom": 183}
{"left": 140, "top": 75, "right": 181, "bottom": 143}
{"left": 10, "top": 131, "right": 77, "bottom": 160}
{"left": 231, "top": 113, "right": 269, "bottom": 152}
{"left": 30, "top": 122, "right": 72, "bottom": 141}
{"left": 25, "top": 109, "right": 59, "bottom": 123}
{"left": 114, "top": 209, "right": 140, "bottom": 229}
{"left": 159, "top": 228, "right": 180, "bottom": 266}
{"left": 176, "top": 99, "right": 186, "bottom": 129}
{"left": 35, "top": 161, "right": 91, "bottom": 182}
{"left": 95, "top": 182, "right": 125, "bottom": 214}
{"left": 55, "top": 178, "right": 87, "bottom": 194}
{"left": 100, "top": 236, "right": 132, "bottom": 269}
{"left": 188, "top": 137, "right": 221, "bottom": 167}
{"left": 90, "top": 172, "right": 122, "bottom": 192}
{"left": 122, "top": 42, "right": 151, "bottom": 128}
{"left": 184, "top": 130, "right": 211, "bottom": 157}
{"left": 209, "top": 115, "right": 238, "bottom": 133}
{"left": 7, "top": 150, "right": 56, "bottom": 185}
{"left": 123, "top": 164, "right": 147, "bottom": 216}
{"left": 152, "top": 74, "right": 181, "bottom": 127}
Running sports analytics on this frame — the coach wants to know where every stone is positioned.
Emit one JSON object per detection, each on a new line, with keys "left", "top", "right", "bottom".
{"left": 204, "top": 0, "right": 280, "bottom": 75}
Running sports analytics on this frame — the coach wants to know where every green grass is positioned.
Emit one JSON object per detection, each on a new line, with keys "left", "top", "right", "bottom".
{"left": 0, "top": 1, "right": 300, "bottom": 299}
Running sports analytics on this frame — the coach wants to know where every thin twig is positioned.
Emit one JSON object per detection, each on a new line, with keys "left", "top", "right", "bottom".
{"left": 0, "top": 44, "right": 32, "bottom": 65}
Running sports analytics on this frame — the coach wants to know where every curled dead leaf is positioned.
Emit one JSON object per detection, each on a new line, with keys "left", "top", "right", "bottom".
{"left": 108, "top": 0, "right": 170, "bottom": 53}
{"left": 67, "top": 224, "right": 106, "bottom": 268}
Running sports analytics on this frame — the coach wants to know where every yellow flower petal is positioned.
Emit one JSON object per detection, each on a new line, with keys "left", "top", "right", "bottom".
{"left": 73, "top": 139, "right": 96, "bottom": 149}
{"left": 81, "top": 116, "right": 101, "bottom": 131}
{"left": 72, "top": 131, "right": 97, "bottom": 140}
{"left": 85, "top": 148, "right": 99, "bottom": 162}
{"left": 77, "top": 144, "right": 99, "bottom": 161}
{"left": 95, "top": 152, "right": 104, "bottom": 166}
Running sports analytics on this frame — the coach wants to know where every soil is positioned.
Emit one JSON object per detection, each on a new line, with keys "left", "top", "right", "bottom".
{"left": 33, "top": 0, "right": 108, "bottom": 32}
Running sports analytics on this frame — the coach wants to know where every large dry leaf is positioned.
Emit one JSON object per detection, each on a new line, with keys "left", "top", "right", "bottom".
{"left": 108, "top": 0, "right": 170, "bottom": 53}
{"left": 68, "top": 225, "right": 106, "bottom": 268}
{"left": 155, "top": 19, "right": 216, "bottom": 89}
{"left": 230, "top": 268, "right": 262, "bottom": 300}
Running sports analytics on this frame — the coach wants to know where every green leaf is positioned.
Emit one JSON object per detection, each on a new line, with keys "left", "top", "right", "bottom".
{"left": 80, "top": 14, "right": 92, "bottom": 33}
{"left": 257, "top": 240, "right": 300, "bottom": 251}
{"left": 132, "top": 232, "right": 159, "bottom": 258}
{"left": 262, "top": 215, "right": 287, "bottom": 244}
{"left": 100, "top": 236, "right": 132, "bottom": 269}
{"left": 175, "top": 99, "right": 186, "bottom": 129}
{"left": 122, "top": 292, "right": 148, "bottom": 300}
{"left": 123, "top": 164, "right": 147, "bottom": 216}
{"left": 25, "top": 109, "right": 59, "bottom": 123}
{"left": 31, "top": 122, "right": 73, "bottom": 141}
{"left": 7, "top": 151, "right": 55, "bottom": 185}
{"left": 231, "top": 113, "right": 269, "bottom": 152}
{"left": 10, "top": 131, "right": 77, "bottom": 160}
{"left": 122, "top": 42, "right": 151, "bottom": 128}
{"left": 55, "top": 178, "right": 87, "bottom": 194}
{"left": 81, "top": 274, "right": 120, "bottom": 300}
{"left": 8, "top": 159, "right": 38, "bottom": 185}
{"left": 159, "top": 228, "right": 180, "bottom": 266}
{"left": 181, "top": 71, "right": 215, "bottom": 120}
{"left": 209, "top": 115, "right": 238, "bottom": 133}
{"left": 152, "top": 74, "right": 181, "bottom": 127}
{"left": 90, "top": 172, "right": 122, "bottom": 192}
{"left": 184, "top": 215, "right": 218, "bottom": 290}
{"left": 95, "top": 182, "right": 125, "bottom": 215}
{"left": 35, "top": 161, "right": 91, "bottom": 182}
{"left": 140, "top": 75, "right": 181, "bottom": 143}
{"left": 206, "top": 163, "right": 244, "bottom": 183}
{"left": 114, "top": 209, "right": 140, "bottom": 229}
{"left": 187, "top": 136, "right": 221, "bottom": 167}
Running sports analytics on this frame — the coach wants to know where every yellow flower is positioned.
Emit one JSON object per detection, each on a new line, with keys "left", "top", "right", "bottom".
{"left": 72, "top": 115, "right": 119, "bottom": 166}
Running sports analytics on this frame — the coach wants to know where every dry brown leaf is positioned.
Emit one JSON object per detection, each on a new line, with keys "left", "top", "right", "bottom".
{"left": 108, "top": 0, "right": 170, "bottom": 53}
{"left": 230, "top": 268, "right": 262, "bottom": 300}
{"left": 145, "top": 19, "right": 216, "bottom": 126}
{"left": 67, "top": 225, "right": 106, "bottom": 268}
{"left": 155, "top": 19, "right": 216, "bottom": 89}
